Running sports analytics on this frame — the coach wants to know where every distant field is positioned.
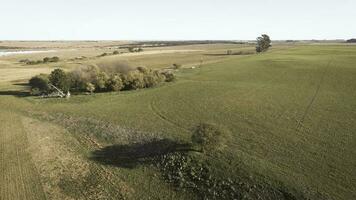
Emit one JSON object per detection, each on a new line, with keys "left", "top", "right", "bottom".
{"left": 0, "top": 43, "right": 355, "bottom": 199}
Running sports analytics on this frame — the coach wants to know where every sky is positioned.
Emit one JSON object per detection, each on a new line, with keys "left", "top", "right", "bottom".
{"left": 0, "top": 0, "right": 355, "bottom": 40}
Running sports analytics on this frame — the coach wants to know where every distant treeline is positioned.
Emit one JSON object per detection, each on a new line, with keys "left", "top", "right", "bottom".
{"left": 346, "top": 39, "right": 356, "bottom": 43}
{"left": 118, "top": 40, "right": 246, "bottom": 49}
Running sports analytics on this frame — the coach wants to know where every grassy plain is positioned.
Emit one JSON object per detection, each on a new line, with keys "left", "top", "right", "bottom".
{"left": 0, "top": 42, "right": 355, "bottom": 199}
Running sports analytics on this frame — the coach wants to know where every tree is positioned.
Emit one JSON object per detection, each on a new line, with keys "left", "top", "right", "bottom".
{"left": 256, "top": 34, "right": 272, "bottom": 53}
{"left": 29, "top": 74, "right": 50, "bottom": 94}
{"left": 49, "top": 68, "right": 71, "bottom": 92}
{"left": 121, "top": 71, "right": 145, "bottom": 90}
{"left": 106, "top": 75, "right": 124, "bottom": 91}
{"left": 86, "top": 82, "right": 95, "bottom": 94}
{"left": 93, "top": 71, "right": 109, "bottom": 91}
{"left": 43, "top": 57, "right": 50, "bottom": 63}
{"left": 191, "top": 123, "right": 225, "bottom": 152}
{"left": 51, "top": 56, "right": 60, "bottom": 62}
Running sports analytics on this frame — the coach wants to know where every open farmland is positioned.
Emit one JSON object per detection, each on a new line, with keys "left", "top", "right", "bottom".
{"left": 0, "top": 43, "right": 355, "bottom": 200}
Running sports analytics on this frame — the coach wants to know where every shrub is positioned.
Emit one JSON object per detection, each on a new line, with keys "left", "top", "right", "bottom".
{"left": 49, "top": 68, "right": 71, "bottom": 92}
{"left": 106, "top": 75, "right": 124, "bottom": 91}
{"left": 51, "top": 56, "right": 60, "bottom": 62}
{"left": 128, "top": 47, "right": 135, "bottom": 52}
{"left": 161, "top": 71, "right": 175, "bottom": 82}
{"left": 43, "top": 57, "right": 50, "bottom": 63}
{"left": 29, "top": 74, "right": 50, "bottom": 93}
{"left": 191, "top": 123, "right": 225, "bottom": 152}
{"left": 137, "top": 66, "right": 149, "bottom": 74}
{"left": 113, "top": 50, "right": 120, "bottom": 55}
{"left": 172, "top": 63, "right": 182, "bottom": 69}
{"left": 93, "top": 71, "right": 109, "bottom": 91}
{"left": 121, "top": 71, "right": 145, "bottom": 90}
{"left": 86, "top": 82, "right": 95, "bottom": 94}
{"left": 100, "top": 53, "right": 108, "bottom": 57}
{"left": 143, "top": 72, "right": 159, "bottom": 88}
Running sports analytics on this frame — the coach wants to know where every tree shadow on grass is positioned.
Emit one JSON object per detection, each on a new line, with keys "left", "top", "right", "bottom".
{"left": 0, "top": 90, "right": 30, "bottom": 97}
{"left": 90, "top": 139, "right": 193, "bottom": 169}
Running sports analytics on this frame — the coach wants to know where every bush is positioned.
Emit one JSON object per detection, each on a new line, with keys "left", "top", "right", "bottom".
{"left": 51, "top": 56, "right": 60, "bottom": 62}
{"left": 113, "top": 50, "right": 120, "bottom": 55}
{"left": 191, "top": 123, "right": 225, "bottom": 152}
{"left": 43, "top": 57, "right": 50, "bottom": 63}
{"left": 161, "top": 71, "right": 175, "bottom": 82}
{"left": 172, "top": 63, "right": 182, "bottom": 69}
{"left": 121, "top": 71, "right": 145, "bottom": 90}
{"left": 106, "top": 75, "right": 123, "bottom": 91}
{"left": 137, "top": 66, "right": 149, "bottom": 74}
{"left": 86, "top": 82, "right": 95, "bottom": 94}
{"left": 143, "top": 72, "right": 159, "bottom": 88}
{"left": 99, "top": 53, "right": 108, "bottom": 57}
{"left": 93, "top": 71, "right": 109, "bottom": 91}
{"left": 29, "top": 74, "right": 50, "bottom": 94}
{"left": 49, "top": 68, "right": 71, "bottom": 92}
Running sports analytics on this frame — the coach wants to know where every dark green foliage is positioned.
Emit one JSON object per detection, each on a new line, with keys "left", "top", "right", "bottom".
{"left": 346, "top": 39, "right": 356, "bottom": 43}
{"left": 49, "top": 68, "right": 71, "bottom": 92}
{"left": 29, "top": 74, "right": 50, "bottom": 94}
{"left": 43, "top": 57, "right": 50, "bottom": 63}
{"left": 191, "top": 123, "right": 225, "bottom": 152}
{"left": 256, "top": 34, "right": 272, "bottom": 53}
{"left": 113, "top": 50, "right": 120, "bottom": 55}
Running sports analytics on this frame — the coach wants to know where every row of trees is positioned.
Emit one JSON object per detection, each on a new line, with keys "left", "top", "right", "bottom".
{"left": 29, "top": 65, "right": 175, "bottom": 95}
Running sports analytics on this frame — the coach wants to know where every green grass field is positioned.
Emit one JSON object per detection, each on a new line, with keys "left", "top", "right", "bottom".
{"left": 0, "top": 44, "right": 355, "bottom": 199}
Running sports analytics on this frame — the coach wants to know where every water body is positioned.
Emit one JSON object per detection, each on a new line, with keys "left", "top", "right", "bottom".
{"left": 0, "top": 49, "right": 56, "bottom": 57}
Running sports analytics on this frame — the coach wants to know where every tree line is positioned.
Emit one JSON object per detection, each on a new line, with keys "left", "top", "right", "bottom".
{"left": 29, "top": 64, "right": 175, "bottom": 96}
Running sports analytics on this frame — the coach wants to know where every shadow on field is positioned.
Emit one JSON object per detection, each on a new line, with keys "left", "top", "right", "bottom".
{"left": 0, "top": 90, "right": 30, "bottom": 97}
{"left": 90, "top": 139, "right": 192, "bottom": 168}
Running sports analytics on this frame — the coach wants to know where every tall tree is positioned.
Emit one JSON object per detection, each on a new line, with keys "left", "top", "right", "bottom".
{"left": 256, "top": 34, "right": 272, "bottom": 53}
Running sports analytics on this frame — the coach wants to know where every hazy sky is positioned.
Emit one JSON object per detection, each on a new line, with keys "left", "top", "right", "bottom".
{"left": 0, "top": 0, "right": 355, "bottom": 40}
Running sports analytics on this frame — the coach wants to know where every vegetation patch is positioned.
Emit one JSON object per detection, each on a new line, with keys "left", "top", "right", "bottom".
{"left": 28, "top": 63, "right": 175, "bottom": 96}
{"left": 20, "top": 56, "right": 60, "bottom": 65}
